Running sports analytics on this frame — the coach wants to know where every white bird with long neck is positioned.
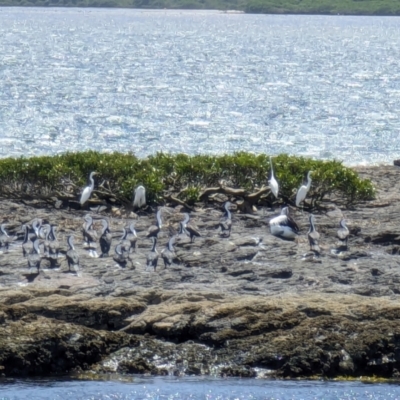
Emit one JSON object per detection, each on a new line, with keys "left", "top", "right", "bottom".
{"left": 80, "top": 171, "right": 97, "bottom": 205}
{"left": 133, "top": 185, "right": 146, "bottom": 209}
{"left": 268, "top": 156, "right": 279, "bottom": 199}
{"left": 295, "top": 171, "right": 313, "bottom": 208}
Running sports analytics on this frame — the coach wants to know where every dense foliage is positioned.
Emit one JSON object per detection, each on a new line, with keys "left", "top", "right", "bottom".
{"left": 1, "top": 0, "right": 400, "bottom": 15}
{"left": 0, "top": 151, "right": 375, "bottom": 208}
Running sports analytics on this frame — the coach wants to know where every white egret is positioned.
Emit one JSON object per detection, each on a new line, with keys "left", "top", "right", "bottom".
{"left": 133, "top": 185, "right": 146, "bottom": 209}
{"left": 269, "top": 206, "right": 299, "bottom": 240}
{"left": 80, "top": 171, "right": 97, "bottom": 205}
{"left": 268, "top": 156, "right": 279, "bottom": 199}
{"left": 295, "top": 171, "right": 313, "bottom": 208}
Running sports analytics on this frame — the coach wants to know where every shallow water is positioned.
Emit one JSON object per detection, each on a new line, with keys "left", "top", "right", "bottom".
{"left": 1, "top": 377, "right": 400, "bottom": 400}
{"left": 0, "top": 9, "right": 400, "bottom": 164}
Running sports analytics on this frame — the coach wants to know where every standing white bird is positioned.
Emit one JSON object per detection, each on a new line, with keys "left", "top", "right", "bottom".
{"left": 133, "top": 185, "right": 146, "bottom": 209}
{"left": 268, "top": 156, "right": 279, "bottom": 199}
{"left": 295, "top": 171, "right": 313, "bottom": 208}
{"left": 80, "top": 171, "right": 97, "bottom": 205}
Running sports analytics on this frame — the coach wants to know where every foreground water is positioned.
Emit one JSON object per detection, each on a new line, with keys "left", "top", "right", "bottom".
{"left": 1, "top": 377, "right": 400, "bottom": 400}
{"left": 0, "top": 9, "right": 400, "bottom": 164}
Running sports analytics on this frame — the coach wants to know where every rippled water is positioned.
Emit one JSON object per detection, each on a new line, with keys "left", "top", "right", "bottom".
{"left": 1, "top": 377, "right": 400, "bottom": 400}
{"left": 1, "top": 9, "right": 400, "bottom": 164}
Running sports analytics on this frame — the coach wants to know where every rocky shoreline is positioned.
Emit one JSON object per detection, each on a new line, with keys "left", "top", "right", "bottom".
{"left": 2, "top": 165, "right": 400, "bottom": 379}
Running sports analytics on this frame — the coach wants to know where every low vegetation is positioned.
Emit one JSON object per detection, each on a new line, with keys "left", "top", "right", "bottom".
{"left": 0, "top": 151, "right": 375, "bottom": 210}
{"left": 2, "top": 0, "right": 400, "bottom": 15}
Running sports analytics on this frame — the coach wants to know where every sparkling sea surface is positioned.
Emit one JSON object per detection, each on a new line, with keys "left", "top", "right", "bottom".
{"left": 0, "top": 9, "right": 400, "bottom": 164}
{"left": 1, "top": 377, "right": 400, "bottom": 400}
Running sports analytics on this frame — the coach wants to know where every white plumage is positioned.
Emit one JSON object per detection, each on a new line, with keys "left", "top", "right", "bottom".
{"left": 268, "top": 156, "right": 279, "bottom": 199}
{"left": 133, "top": 185, "right": 146, "bottom": 208}
{"left": 295, "top": 171, "right": 313, "bottom": 208}
{"left": 80, "top": 171, "right": 97, "bottom": 205}
{"left": 269, "top": 207, "right": 299, "bottom": 240}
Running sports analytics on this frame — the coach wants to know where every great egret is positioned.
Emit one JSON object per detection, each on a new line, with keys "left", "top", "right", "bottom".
{"left": 146, "top": 208, "right": 162, "bottom": 238}
{"left": 133, "top": 185, "right": 146, "bottom": 209}
{"left": 220, "top": 201, "right": 232, "bottom": 237}
{"left": 161, "top": 235, "right": 176, "bottom": 268}
{"left": 146, "top": 236, "right": 159, "bottom": 271}
{"left": 295, "top": 171, "right": 313, "bottom": 208}
{"left": 337, "top": 218, "right": 349, "bottom": 248}
{"left": 269, "top": 206, "right": 299, "bottom": 240}
{"left": 182, "top": 213, "right": 201, "bottom": 243}
{"left": 66, "top": 235, "right": 80, "bottom": 272}
{"left": 268, "top": 156, "right": 279, "bottom": 199}
{"left": 80, "top": 171, "right": 97, "bottom": 205}
{"left": 307, "top": 214, "right": 321, "bottom": 255}
{"left": 99, "top": 219, "right": 112, "bottom": 258}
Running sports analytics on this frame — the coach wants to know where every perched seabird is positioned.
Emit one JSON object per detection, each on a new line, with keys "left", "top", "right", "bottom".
{"left": 48, "top": 225, "right": 60, "bottom": 260}
{"left": 80, "top": 171, "right": 97, "bottom": 205}
{"left": 82, "top": 215, "right": 98, "bottom": 257}
{"left": 268, "top": 156, "right": 279, "bottom": 199}
{"left": 269, "top": 206, "right": 299, "bottom": 240}
{"left": 337, "top": 218, "right": 350, "bottom": 248}
{"left": 22, "top": 224, "right": 34, "bottom": 257}
{"left": 219, "top": 202, "right": 232, "bottom": 238}
{"left": 0, "top": 224, "right": 11, "bottom": 253}
{"left": 146, "top": 208, "right": 162, "bottom": 238}
{"left": 113, "top": 243, "right": 130, "bottom": 268}
{"left": 119, "top": 227, "right": 132, "bottom": 254}
{"left": 125, "top": 222, "right": 138, "bottom": 252}
{"left": 41, "top": 224, "right": 52, "bottom": 257}
{"left": 28, "top": 238, "right": 41, "bottom": 274}
{"left": 30, "top": 218, "right": 43, "bottom": 238}
{"left": 295, "top": 171, "right": 313, "bottom": 208}
{"left": 133, "top": 185, "right": 146, "bottom": 209}
{"left": 66, "top": 235, "right": 80, "bottom": 272}
{"left": 182, "top": 213, "right": 201, "bottom": 243}
{"left": 146, "top": 236, "right": 159, "bottom": 271}
{"left": 161, "top": 236, "right": 176, "bottom": 269}
{"left": 308, "top": 214, "right": 321, "bottom": 256}
{"left": 99, "top": 219, "right": 112, "bottom": 258}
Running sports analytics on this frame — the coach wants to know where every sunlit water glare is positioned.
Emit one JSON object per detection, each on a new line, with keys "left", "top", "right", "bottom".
{"left": 1, "top": 9, "right": 400, "bottom": 164}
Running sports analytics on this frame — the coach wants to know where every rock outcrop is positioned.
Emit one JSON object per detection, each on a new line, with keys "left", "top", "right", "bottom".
{"left": 1, "top": 165, "right": 400, "bottom": 378}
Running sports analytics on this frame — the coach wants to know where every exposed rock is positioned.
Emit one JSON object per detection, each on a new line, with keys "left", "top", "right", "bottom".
{"left": 1, "top": 165, "right": 400, "bottom": 378}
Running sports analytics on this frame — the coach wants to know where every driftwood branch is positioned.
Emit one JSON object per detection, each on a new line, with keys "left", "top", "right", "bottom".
{"left": 164, "top": 194, "right": 194, "bottom": 210}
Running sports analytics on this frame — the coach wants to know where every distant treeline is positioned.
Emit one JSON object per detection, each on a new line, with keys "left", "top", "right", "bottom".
{"left": 1, "top": 0, "right": 400, "bottom": 14}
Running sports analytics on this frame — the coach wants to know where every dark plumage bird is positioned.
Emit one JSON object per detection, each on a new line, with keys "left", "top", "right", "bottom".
{"left": 0, "top": 224, "right": 12, "bottom": 253}
{"left": 99, "top": 219, "right": 112, "bottom": 258}
{"left": 66, "top": 235, "right": 80, "bottom": 272}
{"left": 22, "top": 224, "right": 34, "bottom": 257}
{"left": 42, "top": 224, "right": 52, "bottom": 257}
{"left": 308, "top": 214, "right": 321, "bottom": 256}
{"left": 48, "top": 225, "right": 60, "bottom": 260}
{"left": 28, "top": 238, "right": 41, "bottom": 274}
{"left": 146, "top": 236, "right": 159, "bottom": 271}
{"left": 182, "top": 213, "right": 201, "bottom": 243}
{"left": 82, "top": 215, "right": 98, "bottom": 257}
{"left": 119, "top": 227, "right": 132, "bottom": 254}
{"left": 125, "top": 222, "right": 138, "bottom": 252}
{"left": 269, "top": 206, "right": 300, "bottom": 240}
{"left": 337, "top": 218, "right": 349, "bottom": 249}
{"left": 146, "top": 209, "right": 162, "bottom": 239}
{"left": 113, "top": 243, "right": 130, "bottom": 268}
{"left": 219, "top": 201, "right": 232, "bottom": 237}
{"left": 161, "top": 236, "right": 176, "bottom": 269}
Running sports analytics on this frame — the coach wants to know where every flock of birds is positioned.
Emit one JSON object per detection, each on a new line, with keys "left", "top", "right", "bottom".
{"left": 0, "top": 158, "right": 351, "bottom": 276}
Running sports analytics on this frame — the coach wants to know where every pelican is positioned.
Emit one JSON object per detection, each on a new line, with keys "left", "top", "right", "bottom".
{"left": 99, "top": 219, "right": 112, "bottom": 258}
{"left": 28, "top": 238, "right": 41, "bottom": 274}
{"left": 220, "top": 201, "right": 232, "bottom": 237}
{"left": 80, "top": 171, "right": 97, "bottom": 205}
{"left": 146, "top": 208, "right": 162, "bottom": 238}
{"left": 48, "top": 225, "right": 60, "bottom": 260}
{"left": 66, "top": 235, "right": 80, "bottom": 272}
{"left": 0, "top": 224, "right": 11, "bottom": 253}
{"left": 161, "top": 236, "right": 176, "bottom": 269}
{"left": 182, "top": 213, "right": 201, "bottom": 243}
{"left": 133, "top": 185, "right": 146, "bottom": 209}
{"left": 337, "top": 218, "right": 349, "bottom": 248}
{"left": 113, "top": 243, "right": 130, "bottom": 268}
{"left": 268, "top": 156, "right": 279, "bottom": 199}
{"left": 269, "top": 206, "right": 299, "bottom": 240}
{"left": 295, "top": 171, "right": 313, "bottom": 208}
{"left": 119, "top": 227, "right": 132, "bottom": 254}
{"left": 42, "top": 224, "right": 52, "bottom": 257}
{"left": 146, "top": 236, "right": 159, "bottom": 271}
{"left": 308, "top": 214, "right": 321, "bottom": 255}
{"left": 30, "top": 218, "right": 43, "bottom": 238}
{"left": 22, "top": 224, "right": 33, "bottom": 257}
{"left": 82, "top": 215, "right": 98, "bottom": 257}
{"left": 126, "top": 222, "right": 138, "bottom": 252}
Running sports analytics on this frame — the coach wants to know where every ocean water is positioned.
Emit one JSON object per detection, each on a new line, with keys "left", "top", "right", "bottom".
{"left": 1, "top": 377, "right": 400, "bottom": 400}
{"left": 0, "top": 9, "right": 400, "bottom": 164}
